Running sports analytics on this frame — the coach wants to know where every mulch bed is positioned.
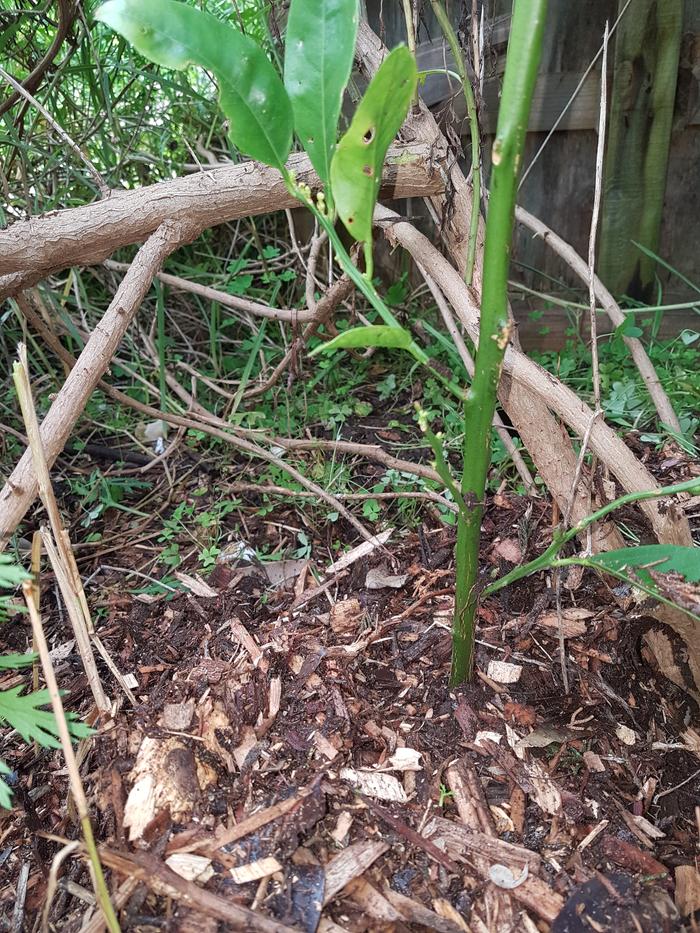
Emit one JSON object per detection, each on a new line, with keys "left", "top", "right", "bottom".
{"left": 1, "top": 477, "right": 699, "bottom": 932}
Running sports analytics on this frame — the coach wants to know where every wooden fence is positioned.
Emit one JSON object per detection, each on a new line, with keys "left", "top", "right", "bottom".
{"left": 365, "top": 0, "right": 700, "bottom": 347}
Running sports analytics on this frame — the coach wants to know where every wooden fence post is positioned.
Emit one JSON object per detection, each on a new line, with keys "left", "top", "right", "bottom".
{"left": 598, "top": 0, "right": 683, "bottom": 301}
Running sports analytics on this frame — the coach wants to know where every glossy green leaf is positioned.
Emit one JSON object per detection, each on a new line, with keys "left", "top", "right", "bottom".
{"left": 284, "top": 0, "right": 358, "bottom": 192}
{"left": 330, "top": 46, "right": 417, "bottom": 245}
{"left": 589, "top": 544, "right": 700, "bottom": 586}
{"left": 95, "top": 0, "right": 293, "bottom": 170}
{"left": 310, "top": 324, "right": 414, "bottom": 356}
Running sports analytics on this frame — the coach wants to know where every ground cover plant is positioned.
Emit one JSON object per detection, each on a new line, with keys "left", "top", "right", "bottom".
{"left": 0, "top": 0, "right": 699, "bottom": 930}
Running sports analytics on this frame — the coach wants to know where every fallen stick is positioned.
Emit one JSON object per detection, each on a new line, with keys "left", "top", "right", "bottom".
{"left": 0, "top": 221, "right": 197, "bottom": 549}
{"left": 514, "top": 204, "right": 681, "bottom": 433}
{"left": 375, "top": 204, "right": 691, "bottom": 547}
{"left": 355, "top": 21, "right": 623, "bottom": 552}
{"left": 0, "top": 142, "right": 440, "bottom": 285}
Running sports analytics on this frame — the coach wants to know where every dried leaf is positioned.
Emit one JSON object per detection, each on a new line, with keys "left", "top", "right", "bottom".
{"left": 365, "top": 568, "right": 409, "bottom": 590}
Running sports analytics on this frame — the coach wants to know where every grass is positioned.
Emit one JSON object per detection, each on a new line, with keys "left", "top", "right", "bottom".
{"left": 1, "top": 0, "right": 697, "bottom": 583}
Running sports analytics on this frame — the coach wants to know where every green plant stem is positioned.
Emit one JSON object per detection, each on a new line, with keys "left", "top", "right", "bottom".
{"left": 550, "top": 557, "right": 699, "bottom": 620}
{"left": 24, "top": 582, "right": 120, "bottom": 933}
{"left": 286, "top": 176, "right": 467, "bottom": 401}
{"left": 428, "top": 0, "right": 481, "bottom": 285}
{"left": 482, "top": 475, "right": 700, "bottom": 598}
{"left": 451, "top": 0, "right": 547, "bottom": 685}
{"left": 401, "top": 0, "right": 419, "bottom": 107}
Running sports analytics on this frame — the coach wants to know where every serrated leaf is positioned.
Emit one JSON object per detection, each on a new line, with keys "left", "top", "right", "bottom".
{"left": 0, "top": 686, "right": 93, "bottom": 749}
{"left": 590, "top": 544, "right": 700, "bottom": 586}
{"left": 95, "top": 0, "right": 293, "bottom": 170}
{"left": 0, "top": 555, "right": 29, "bottom": 588}
{"left": 0, "top": 760, "right": 14, "bottom": 809}
{"left": 330, "top": 46, "right": 416, "bottom": 245}
{"left": 284, "top": 0, "right": 358, "bottom": 193}
{"left": 310, "top": 324, "right": 414, "bottom": 357}
{"left": 0, "top": 653, "right": 36, "bottom": 670}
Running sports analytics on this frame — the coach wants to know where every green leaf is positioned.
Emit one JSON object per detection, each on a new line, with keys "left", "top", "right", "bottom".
{"left": 0, "top": 686, "right": 93, "bottom": 749}
{"left": 0, "top": 760, "right": 14, "bottom": 809}
{"left": 0, "top": 555, "right": 29, "bottom": 588}
{"left": 95, "top": 0, "right": 293, "bottom": 170}
{"left": 615, "top": 314, "right": 643, "bottom": 338}
{"left": 330, "top": 46, "right": 417, "bottom": 245}
{"left": 309, "top": 324, "right": 415, "bottom": 356}
{"left": 589, "top": 544, "right": 700, "bottom": 587}
{"left": 284, "top": 0, "right": 358, "bottom": 194}
{"left": 0, "top": 653, "right": 36, "bottom": 670}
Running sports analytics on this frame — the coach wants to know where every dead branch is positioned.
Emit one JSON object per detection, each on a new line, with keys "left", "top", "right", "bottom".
{"left": 0, "top": 0, "right": 76, "bottom": 119}
{"left": 374, "top": 204, "right": 691, "bottom": 547}
{"left": 355, "top": 21, "right": 623, "bottom": 552}
{"left": 3, "top": 287, "right": 379, "bottom": 547}
{"left": 514, "top": 204, "right": 681, "bottom": 433}
{"left": 103, "top": 260, "right": 318, "bottom": 324}
{"left": 0, "top": 221, "right": 198, "bottom": 549}
{"left": 0, "top": 141, "right": 440, "bottom": 285}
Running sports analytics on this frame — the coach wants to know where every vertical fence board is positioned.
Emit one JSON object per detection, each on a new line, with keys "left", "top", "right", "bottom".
{"left": 598, "top": 0, "right": 683, "bottom": 300}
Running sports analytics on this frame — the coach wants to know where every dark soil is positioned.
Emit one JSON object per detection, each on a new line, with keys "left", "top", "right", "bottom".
{"left": 1, "top": 445, "right": 699, "bottom": 932}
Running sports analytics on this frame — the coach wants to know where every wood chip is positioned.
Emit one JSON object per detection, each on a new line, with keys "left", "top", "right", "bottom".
{"left": 675, "top": 865, "right": 700, "bottom": 917}
{"left": 384, "top": 888, "right": 467, "bottom": 933}
{"left": 380, "top": 747, "right": 422, "bottom": 772}
{"left": 160, "top": 699, "right": 195, "bottom": 731}
{"left": 345, "top": 878, "right": 403, "bottom": 921}
{"left": 339, "top": 767, "right": 408, "bottom": 802}
{"left": 537, "top": 608, "right": 592, "bottom": 638}
{"left": 229, "top": 619, "right": 262, "bottom": 666}
{"left": 364, "top": 567, "right": 409, "bottom": 589}
{"left": 174, "top": 571, "right": 218, "bottom": 598}
{"left": 230, "top": 857, "right": 282, "bottom": 885}
{"left": 487, "top": 660, "right": 522, "bottom": 684}
{"left": 165, "top": 854, "right": 214, "bottom": 883}
{"left": 329, "top": 598, "right": 363, "bottom": 634}
{"left": 577, "top": 819, "right": 609, "bottom": 851}
{"left": 331, "top": 812, "right": 353, "bottom": 845}
{"left": 326, "top": 530, "right": 392, "bottom": 574}
{"left": 313, "top": 731, "right": 339, "bottom": 760}
{"left": 600, "top": 836, "right": 667, "bottom": 876}
{"left": 615, "top": 723, "right": 637, "bottom": 746}
{"left": 323, "top": 840, "right": 389, "bottom": 904}
{"left": 583, "top": 750, "right": 606, "bottom": 772}
{"left": 522, "top": 759, "right": 562, "bottom": 815}
{"left": 492, "top": 537, "right": 522, "bottom": 564}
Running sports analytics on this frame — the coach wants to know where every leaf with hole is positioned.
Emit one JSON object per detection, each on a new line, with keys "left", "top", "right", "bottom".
{"left": 284, "top": 0, "right": 358, "bottom": 196}
{"left": 330, "top": 46, "right": 417, "bottom": 246}
{"left": 310, "top": 324, "right": 415, "bottom": 357}
{"left": 95, "top": 0, "right": 293, "bottom": 170}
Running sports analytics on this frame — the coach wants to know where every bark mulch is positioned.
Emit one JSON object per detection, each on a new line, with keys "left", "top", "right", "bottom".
{"left": 1, "top": 487, "right": 699, "bottom": 932}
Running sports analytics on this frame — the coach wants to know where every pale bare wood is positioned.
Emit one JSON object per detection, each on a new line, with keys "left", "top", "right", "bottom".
{"left": 375, "top": 203, "right": 691, "bottom": 548}
{"left": 355, "top": 21, "right": 624, "bottom": 554}
{"left": 425, "top": 816, "right": 565, "bottom": 924}
{"left": 0, "top": 221, "right": 196, "bottom": 549}
{"left": 323, "top": 840, "right": 389, "bottom": 905}
{"left": 98, "top": 848, "right": 296, "bottom": 933}
{"left": 515, "top": 205, "right": 681, "bottom": 432}
{"left": 443, "top": 760, "right": 516, "bottom": 932}
{"left": 0, "top": 142, "right": 440, "bottom": 283}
